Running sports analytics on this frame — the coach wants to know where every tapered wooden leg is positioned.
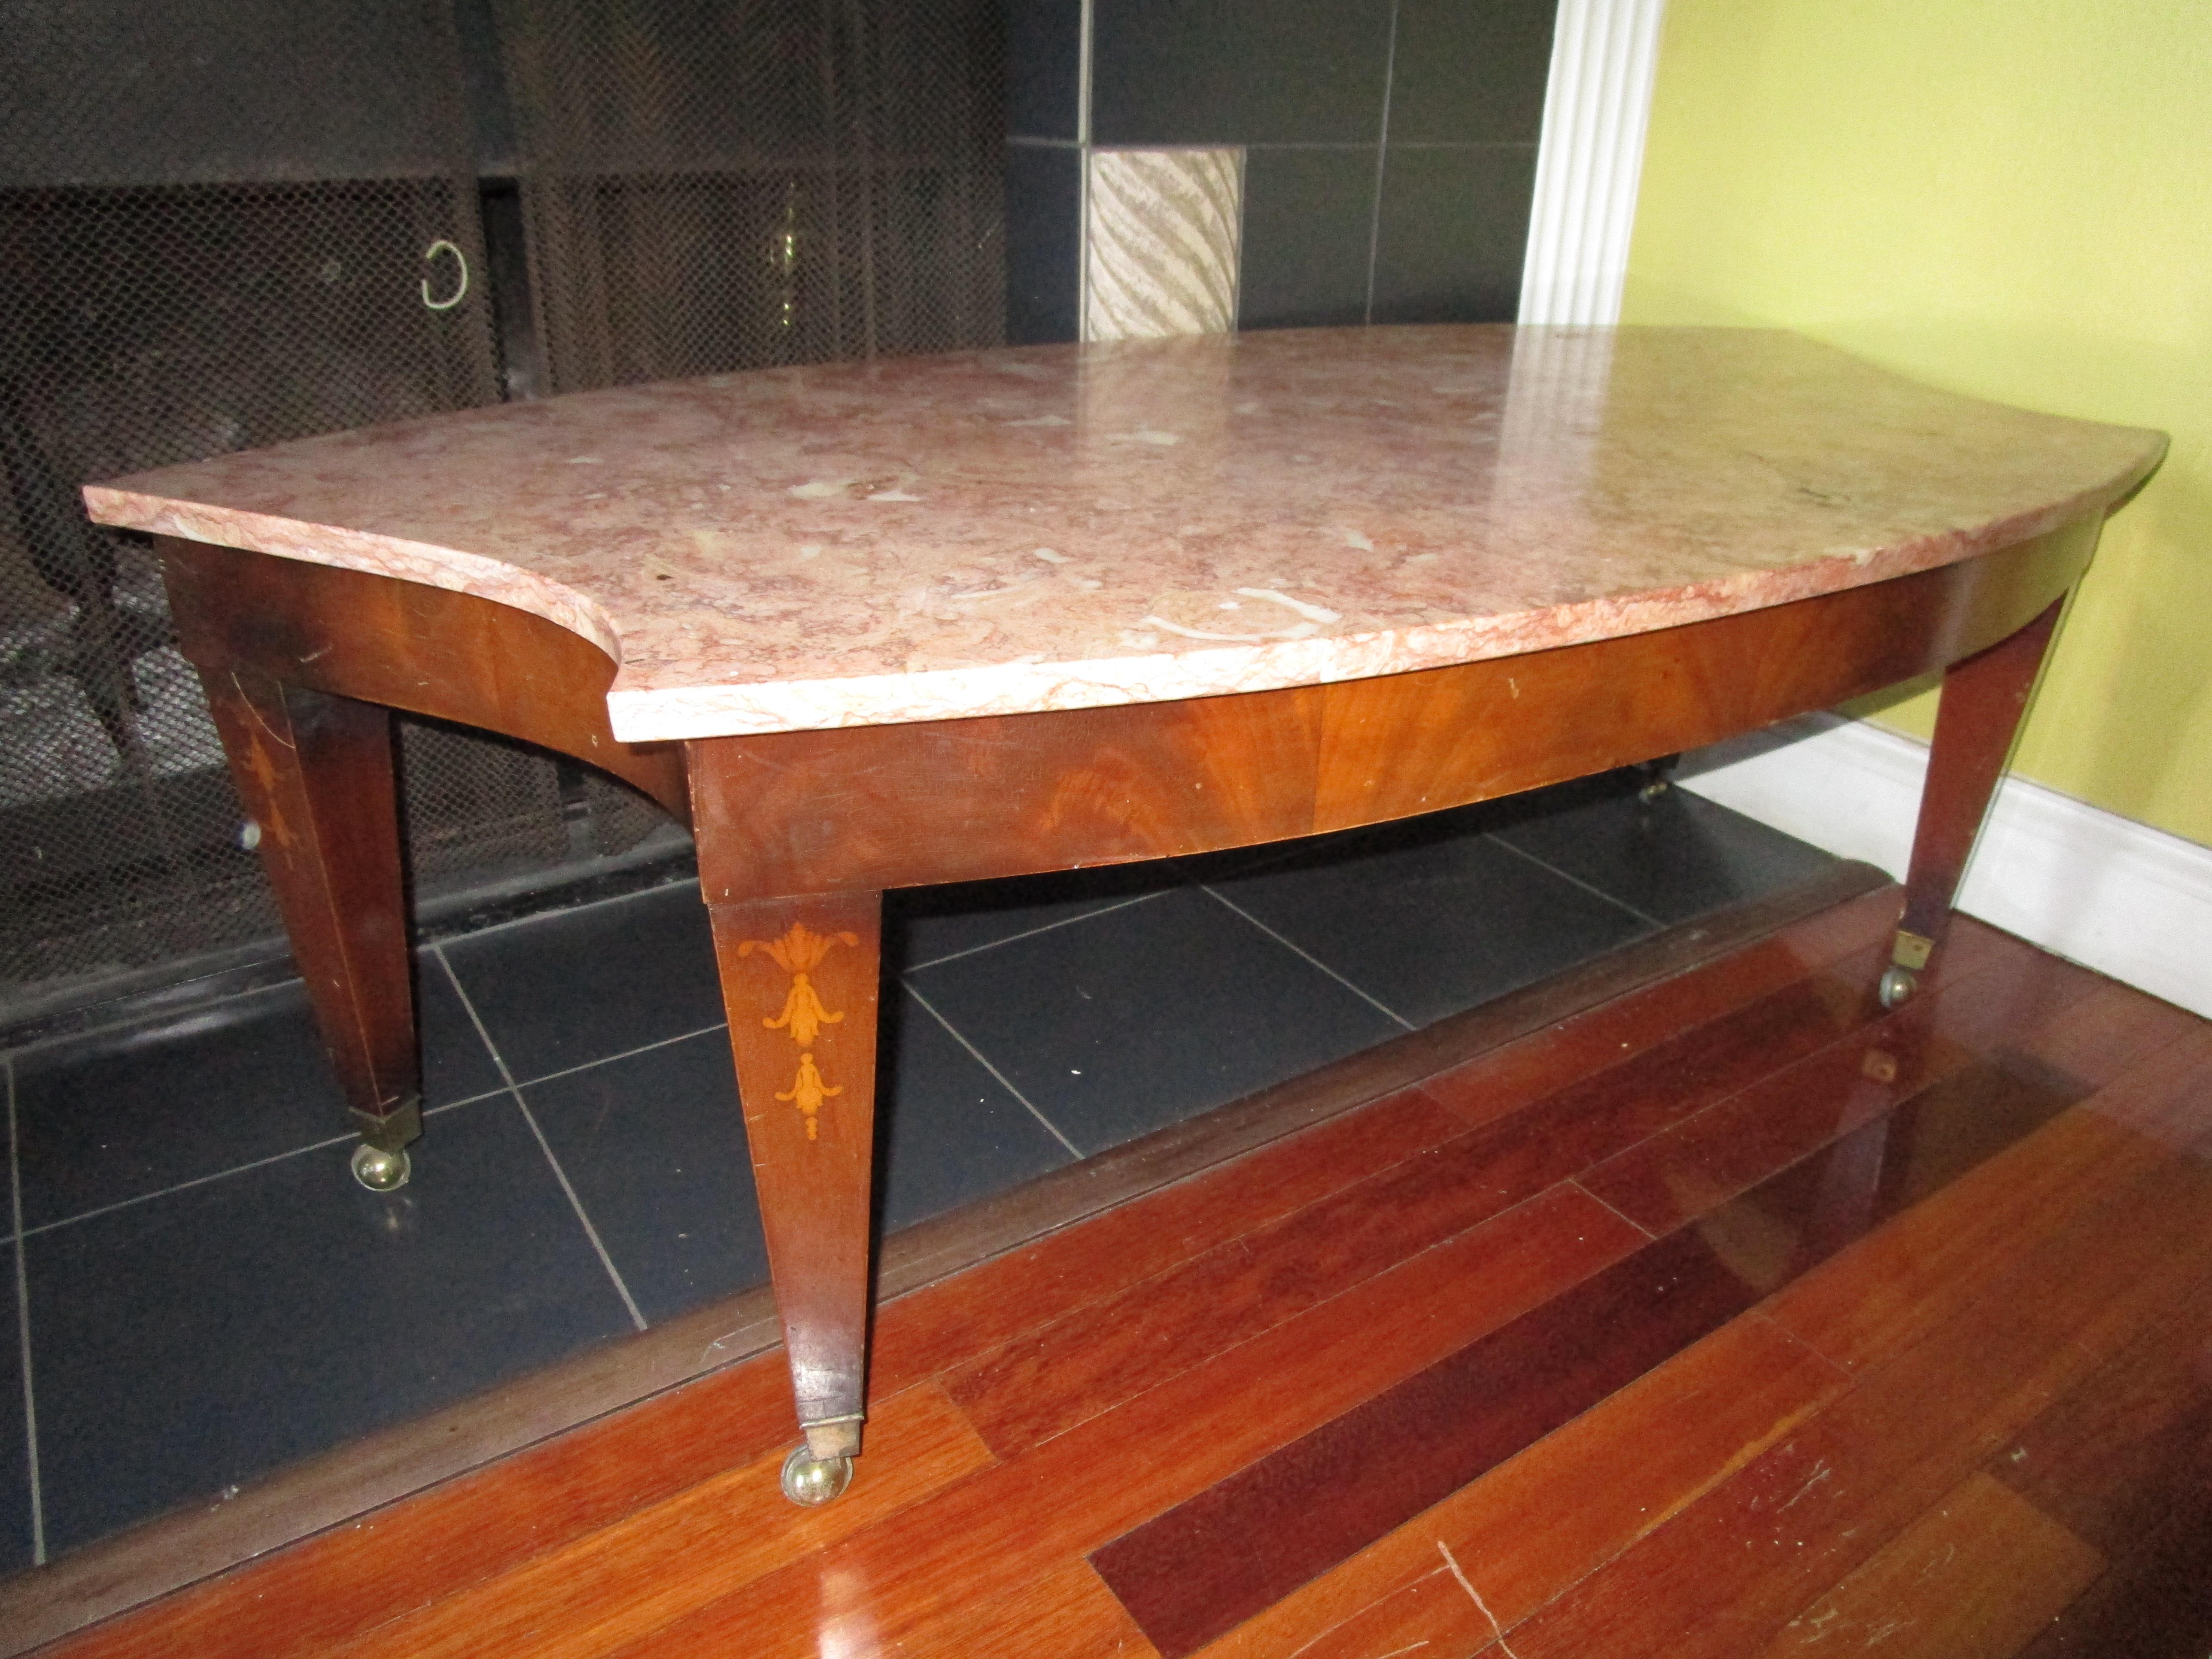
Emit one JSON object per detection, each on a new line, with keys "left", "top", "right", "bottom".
{"left": 1884, "top": 599, "right": 2063, "bottom": 1003}
{"left": 198, "top": 668, "right": 422, "bottom": 1182}
{"left": 707, "top": 890, "right": 881, "bottom": 1493}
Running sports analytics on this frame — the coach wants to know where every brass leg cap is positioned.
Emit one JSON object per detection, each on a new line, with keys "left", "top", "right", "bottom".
{"left": 351, "top": 1142, "right": 412, "bottom": 1192}
{"left": 780, "top": 1444, "right": 854, "bottom": 1507}
{"left": 1878, "top": 966, "right": 1918, "bottom": 1009}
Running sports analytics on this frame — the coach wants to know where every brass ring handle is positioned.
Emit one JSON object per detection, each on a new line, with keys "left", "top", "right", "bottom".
{"left": 420, "top": 239, "right": 469, "bottom": 311}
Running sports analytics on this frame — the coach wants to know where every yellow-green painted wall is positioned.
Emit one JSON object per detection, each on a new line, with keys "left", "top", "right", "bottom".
{"left": 1624, "top": 0, "right": 2211, "bottom": 848}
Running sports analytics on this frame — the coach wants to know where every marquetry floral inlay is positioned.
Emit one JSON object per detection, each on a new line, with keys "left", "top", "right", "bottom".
{"left": 739, "top": 923, "right": 860, "bottom": 1138}
{"left": 776, "top": 1052, "right": 842, "bottom": 1141}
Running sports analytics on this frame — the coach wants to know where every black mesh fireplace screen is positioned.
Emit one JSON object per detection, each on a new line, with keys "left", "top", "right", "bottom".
{"left": 0, "top": 0, "right": 1006, "bottom": 1025}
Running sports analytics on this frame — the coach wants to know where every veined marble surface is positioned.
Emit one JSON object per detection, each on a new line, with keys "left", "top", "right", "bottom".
{"left": 84, "top": 327, "right": 2164, "bottom": 743}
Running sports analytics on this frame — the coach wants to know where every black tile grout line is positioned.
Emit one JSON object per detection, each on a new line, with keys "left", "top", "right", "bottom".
{"left": 429, "top": 946, "right": 649, "bottom": 1334}
{"left": 1217, "top": 141, "right": 1382, "bottom": 152}
{"left": 1, "top": 820, "right": 1677, "bottom": 1246}
{"left": 17, "top": 1135, "right": 361, "bottom": 1244}
{"left": 0, "top": 817, "right": 1690, "bottom": 1247}
{"left": 899, "top": 890, "right": 1170, "bottom": 973}
{"left": 473, "top": 1021, "right": 736, "bottom": 1099}
{"left": 1482, "top": 830, "right": 1668, "bottom": 931}
{"left": 1193, "top": 884, "right": 1419, "bottom": 1034}
{"left": 899, "top": 982, "right": 1084, "bottom": 1160}
{"left": 7, "top": 1057, "right": 44, "bottom": 1566}
{"left": 1227, "top": 141, "right": 1548, "bottom": 152}
{"left": 1368, "top": 140, "right": 1541, "bottom": 152}
{"left": 4, "top": 1023, "right": 750, "bottom": 1249}
{"left": 1064, "top": 141, "right": 1533, "bottom": 154}
{"left": 7, "top": 1085, "right": 553, "bottom": 1246}
{"left": 1362, "top": 0, "right": 1402, "bottom": 326}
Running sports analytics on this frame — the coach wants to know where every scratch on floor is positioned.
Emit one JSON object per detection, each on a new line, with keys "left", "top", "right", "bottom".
{"left": 1437, "top": 1540, "right": 1521, "bottom": 1659}
{"left": 1794, "top": 1604, "right": 1841, "bottom": 1644}
{"left": 1282, "top": 1577, "right": 1444, "bottom": 1659}
{"left": 1915, "top": 1541, "right": 1957, "bottom": 1582}
{"left": 1777, "top": 1460, "right": 1833, "bottom": 1513}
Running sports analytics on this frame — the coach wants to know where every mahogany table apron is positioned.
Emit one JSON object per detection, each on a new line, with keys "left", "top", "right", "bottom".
{"left": 149, "top": 505, "right": 2097, "bottom": 1500}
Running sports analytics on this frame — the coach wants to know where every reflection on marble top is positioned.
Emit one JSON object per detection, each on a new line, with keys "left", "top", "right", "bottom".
{"left": 84, "top": 327, "right": 2163, "bottom": 743}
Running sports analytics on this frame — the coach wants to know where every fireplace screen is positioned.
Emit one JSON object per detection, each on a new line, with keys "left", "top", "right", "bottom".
{"left": 0, "top": 0, "right": 1005, "bottom": 1027}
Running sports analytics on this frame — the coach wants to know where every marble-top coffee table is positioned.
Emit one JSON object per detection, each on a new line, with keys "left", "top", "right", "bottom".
{"left": 85, "top": 325, "right": 2163, "bottom": 1503}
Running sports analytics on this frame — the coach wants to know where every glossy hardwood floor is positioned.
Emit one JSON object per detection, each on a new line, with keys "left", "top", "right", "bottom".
{"left": 31, "top": 881, "right": 2212, "bottom": 1659}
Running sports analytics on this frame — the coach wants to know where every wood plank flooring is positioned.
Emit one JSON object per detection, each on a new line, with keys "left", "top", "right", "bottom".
{"left": 24, "top": 882, "right": 2212, "bottom": 1659}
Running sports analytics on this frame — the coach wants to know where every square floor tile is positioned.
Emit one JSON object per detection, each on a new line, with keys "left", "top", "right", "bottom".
{"left": 522, "top": 991, "right": 1075, "bottom": 1325}
{"left": 24, "top": 1098, "right": 634, "bottom": 1556}
{"left": 1201, "top": 806, "right": 1654, "bottom": 1027}
{"left": 11, "top": 961, "right": 499, "bottom": 1232}
{"left": 1493, "top": 780, "right": 1838, "bottom": 926}
{"left": 889, "top": 862, "right": 1186, "bottom": 972}
{"left": 878, "top": 986, "right": 1077, "bottom": 1233}
{"left": 519, "top": 1030, "right": 761, "bottom": 1328}
{"left": 910, "top": 884, "right": 1403, "bottom": 1155}
{"left": 438, "top": 881, "right": 726, "bottom": 1083}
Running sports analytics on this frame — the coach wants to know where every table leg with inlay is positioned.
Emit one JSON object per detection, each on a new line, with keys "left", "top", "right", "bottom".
{"left": 704, "top": 891, "right": 883, "bottom": 1506}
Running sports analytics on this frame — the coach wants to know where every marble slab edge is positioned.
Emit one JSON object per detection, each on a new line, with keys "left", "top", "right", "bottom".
{"left": 79, "top": 488, "right": 626, "bottom": 665}
{"left": 86, "top": 460, "right": 2159, "bottom": 747}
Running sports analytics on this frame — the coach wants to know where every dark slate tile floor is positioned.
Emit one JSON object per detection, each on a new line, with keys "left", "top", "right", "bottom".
{"left": 0, "top": 773, "right": 1832, "bottom": 1569}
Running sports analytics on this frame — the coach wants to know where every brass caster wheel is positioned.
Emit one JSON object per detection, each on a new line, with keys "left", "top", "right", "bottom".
{"left": 1878, "top": 966, "right": 1918, "bottom": 1009}
{"left": 780, "top": 1444, "right": 853, "bottom": 1507}
{"left": 351, "top": 1142, "right": 411, "bottom": 1192}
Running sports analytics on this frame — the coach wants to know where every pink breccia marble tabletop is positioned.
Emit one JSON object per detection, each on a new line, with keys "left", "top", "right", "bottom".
{"left": 82, "top": 326, "right": 2164, "bottom": 743}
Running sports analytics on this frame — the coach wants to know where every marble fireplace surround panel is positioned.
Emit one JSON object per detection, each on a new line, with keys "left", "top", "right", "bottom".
{"left": 83, "top": 326, "right": 2163, "bottom": 744}
{"left": 1084, "top": 146, "right": 1245, "bottom": 342}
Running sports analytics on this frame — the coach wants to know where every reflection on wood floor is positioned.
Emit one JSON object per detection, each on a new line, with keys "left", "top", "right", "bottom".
{"left": 38, "top": 881, "right": 2212, "bottom": 1659}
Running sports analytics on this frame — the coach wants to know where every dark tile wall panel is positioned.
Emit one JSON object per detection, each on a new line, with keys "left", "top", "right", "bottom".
{"left": 1006, "top": 1, "right": 1557, "bottom": 337}
{"left": 1089, "top": 0, "right": 1395, "bottom": 146}
{"left": 1237, "top": 148, "right": 1378, "bottom": 329}
{"left": 1008, "top": 0, "right": 1085, "bottom": 141}
{"left": 1370, "top": 145, "right": 1539, "bottom": 324}
{"left": 1006, "top": 143, "right": 1084, "bottom": 343}
{"left": 1388, "top": 0, "right": 1560, "bottom": 143}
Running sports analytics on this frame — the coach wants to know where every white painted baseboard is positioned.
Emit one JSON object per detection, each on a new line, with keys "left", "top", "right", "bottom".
{"left": 1678, "top": 713, "right": 2212, "bottom": 1019}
